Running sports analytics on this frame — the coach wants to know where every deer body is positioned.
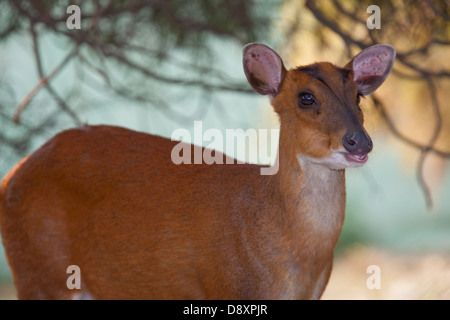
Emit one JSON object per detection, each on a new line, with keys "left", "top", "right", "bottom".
{"left": 0, "top": 44, "right": 395, "bottom": 299}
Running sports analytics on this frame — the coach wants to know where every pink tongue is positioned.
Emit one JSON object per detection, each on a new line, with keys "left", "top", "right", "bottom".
{"left": 347, "top": 153, "right": 368, "bottom": 163}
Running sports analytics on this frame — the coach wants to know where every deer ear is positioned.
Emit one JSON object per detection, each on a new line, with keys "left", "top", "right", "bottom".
{"left": 243, "top": 43, "right": 287, "bottom": 96}
{"left": 347, "top": 44, "right": 396, "bottom": 95}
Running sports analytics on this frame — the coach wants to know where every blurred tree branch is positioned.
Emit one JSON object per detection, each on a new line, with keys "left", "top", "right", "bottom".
{"left": 0, "top": 0, "right": 279, "bottom": 173}
{"left": 13, "top": 20, "right": 81, "bottom": 124}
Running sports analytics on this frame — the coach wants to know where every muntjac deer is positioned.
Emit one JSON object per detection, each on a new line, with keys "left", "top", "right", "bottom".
{"left": 0, "top": 43, "right": 395, "bottom": 300}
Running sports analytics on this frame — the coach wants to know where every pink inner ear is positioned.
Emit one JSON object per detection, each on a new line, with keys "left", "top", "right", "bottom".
{"left": 244, "top": 44, "right": 284, "bottom": 96}
{"left": 353, "top": 46, "right": 393, "bottom": 79}
{"left": 352, "top": 45, "right": 395, "bottom": 95}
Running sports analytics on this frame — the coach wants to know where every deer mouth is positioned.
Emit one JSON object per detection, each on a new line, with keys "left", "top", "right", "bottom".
{"left": 345, "top": 152, "right": 368, "bottom": 164}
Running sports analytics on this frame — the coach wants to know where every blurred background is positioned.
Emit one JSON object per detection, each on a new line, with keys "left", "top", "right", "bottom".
{"left": 0, "top": 0, "right": 449, "bottom": 299}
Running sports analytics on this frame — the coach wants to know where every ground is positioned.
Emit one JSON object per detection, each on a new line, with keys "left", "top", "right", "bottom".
{"left": 322, "top": 246, "right": 450, "bottom": 300}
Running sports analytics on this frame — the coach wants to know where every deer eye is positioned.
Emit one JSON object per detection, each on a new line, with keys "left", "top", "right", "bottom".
{"left": 298, "top": 93, "right": 315, "bottom": 108}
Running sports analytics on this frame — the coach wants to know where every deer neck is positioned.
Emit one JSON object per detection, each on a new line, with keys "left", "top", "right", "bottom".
{"left": 274, "top": 130, "right": 347, "bottom": 243}
{"left": 245, "top": 131, "right": 347, "bottom": 298}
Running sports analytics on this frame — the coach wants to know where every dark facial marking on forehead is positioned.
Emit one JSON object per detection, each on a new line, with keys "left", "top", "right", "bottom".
{"left": 297, "top": 64, "right": 352, "bottom": 85}
{"left": 297, "top": 64, "right": 321, "bottom": 79}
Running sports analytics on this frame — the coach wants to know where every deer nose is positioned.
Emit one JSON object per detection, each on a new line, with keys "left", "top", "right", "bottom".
{"left": 342, "top": 130, "right": 373, "bottom": 154}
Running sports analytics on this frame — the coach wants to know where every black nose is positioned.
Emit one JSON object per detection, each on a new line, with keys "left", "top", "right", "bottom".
{"left": 342, "top": 130, "right": 373, "bottom": 154}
